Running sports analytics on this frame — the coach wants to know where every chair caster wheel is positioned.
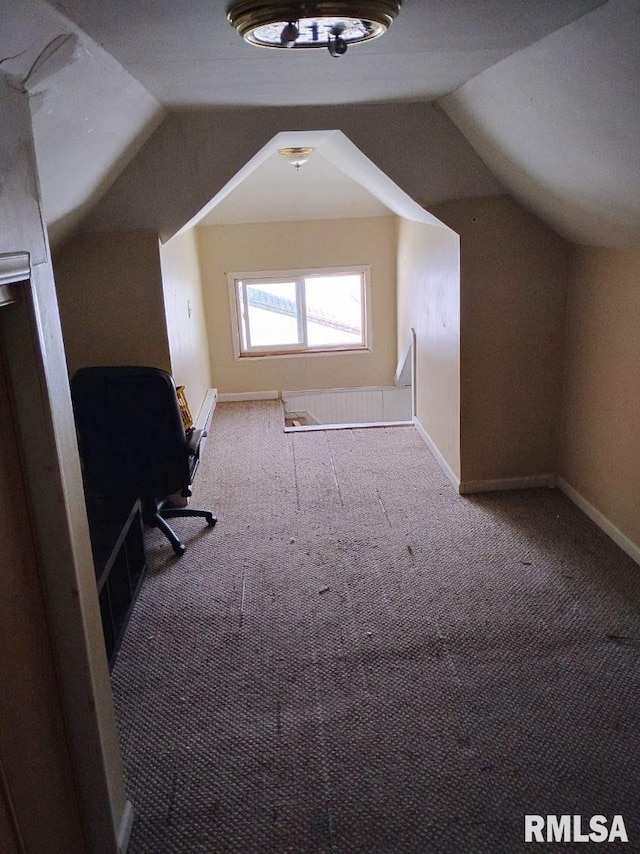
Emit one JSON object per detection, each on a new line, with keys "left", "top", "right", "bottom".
{"left": 173, "top": 542, "right": 186, "bottom": 556}
{"left": 206, "top": 515, "right": 217, "bottom": 527}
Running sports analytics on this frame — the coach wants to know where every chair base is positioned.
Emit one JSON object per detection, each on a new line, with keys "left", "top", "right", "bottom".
{"left": 146, "top": 501, "right": 217, "bottom": 556}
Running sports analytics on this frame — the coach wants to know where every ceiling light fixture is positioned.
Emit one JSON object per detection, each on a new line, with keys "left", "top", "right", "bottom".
{"left": 278, "top": 146, "right": 315, "bottom": 170}
{"left": 227, "top": 1, "right": 401, "bottom": 57}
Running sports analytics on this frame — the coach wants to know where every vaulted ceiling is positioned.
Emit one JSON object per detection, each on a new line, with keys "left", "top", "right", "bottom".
{"left": 1, "top": 0, "right": 639, "bottom": 248}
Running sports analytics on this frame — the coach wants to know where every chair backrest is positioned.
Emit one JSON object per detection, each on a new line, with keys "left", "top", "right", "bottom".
{"left": 71, "top": 366, "right": 190, "bottom": 501}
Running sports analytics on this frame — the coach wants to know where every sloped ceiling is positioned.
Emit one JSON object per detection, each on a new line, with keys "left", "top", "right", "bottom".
{"left": 79, "top": 102, "right": 503, "bottom": 240}
{"left": 198, "top": 147, "right": 393, "bottom": 226}
{"left": 3, "top": 0, "right": 639, "bottom": 249}
{"left": 441, "top": 0, "right": 640, "bottom": 249}
{"left": 0, "top": 0, "right": 165, "bottom": 246}
{"left": 193, "top": 129, "right": 448, "bottom": 231}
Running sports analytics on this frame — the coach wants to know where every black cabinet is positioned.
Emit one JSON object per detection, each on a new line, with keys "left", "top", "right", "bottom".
{"left": 86, "top": 498, "right": 147, "bottom": 668}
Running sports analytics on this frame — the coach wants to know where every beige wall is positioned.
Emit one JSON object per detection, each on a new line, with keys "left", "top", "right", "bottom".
{"left": 197, "top": 217, "right": 397, "bottom": 394}
{"left": 54, "top": 231, "right": 171, "bottom": 377}
{"left": 160, "top": 228, "right": 212, "bottom": 416}
{"left": 559, "top": 245, "right": 640, "bottom": 548}
{"left": 0, "top": 318, "right": 85, "bottom": 852}
{"left": 396, "top": 217, "right": 461, "bottom": 478}
{"left": 0, "top": 72, "right": 127, "bottom": 852}
{"left": 431, "top": 195, "right": 568, "bottom": 484}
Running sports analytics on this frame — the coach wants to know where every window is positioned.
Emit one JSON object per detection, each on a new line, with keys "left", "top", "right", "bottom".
{"left": 228, "top": 266, "right": 370, "bottom": 358}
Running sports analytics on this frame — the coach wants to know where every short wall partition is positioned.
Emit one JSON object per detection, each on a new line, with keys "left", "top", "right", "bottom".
{"left": 282, "top": 385, "right": 411, "bottom": 431}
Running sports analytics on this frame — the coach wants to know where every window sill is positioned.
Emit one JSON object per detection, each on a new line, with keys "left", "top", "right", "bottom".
{"left": 237, "top": 345, "right": 371, "bottom": 361}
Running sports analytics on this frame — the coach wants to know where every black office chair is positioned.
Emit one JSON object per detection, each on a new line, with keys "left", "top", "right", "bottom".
{"left": 71, "top": 366, "right": 216, "bottom": 556}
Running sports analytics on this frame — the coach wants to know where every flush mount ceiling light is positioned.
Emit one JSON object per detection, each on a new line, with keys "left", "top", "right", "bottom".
{"left": 278, "top": 146, "right": 315, "bottom": 170}
{"left": 227, "top": 1, "right": 401, "bottom": 56}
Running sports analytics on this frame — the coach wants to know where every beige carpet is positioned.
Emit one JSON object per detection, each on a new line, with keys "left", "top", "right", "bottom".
{"left": 112, "top": 401, "right": 640, "bottom": 852}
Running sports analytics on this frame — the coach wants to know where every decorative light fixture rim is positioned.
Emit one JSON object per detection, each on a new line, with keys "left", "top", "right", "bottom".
{"left": 278, "top": 146, "right": 316, "bottom": 168}
{"left": 227, "top": 1, "right": 401, "bottom": 49}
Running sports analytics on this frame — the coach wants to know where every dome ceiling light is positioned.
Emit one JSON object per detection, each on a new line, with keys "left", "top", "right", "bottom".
{"left": 227, "top": 1, "right": 401, "bottom": 57}
{"left": 278, "top": 146, "right": 315, "bottom": 170}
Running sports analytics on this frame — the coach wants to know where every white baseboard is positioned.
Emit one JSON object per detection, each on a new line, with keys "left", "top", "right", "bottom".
{"left": 282, "top": 385, "right": 394, "bottom": 397}
{"left": 412, "top": 416, "right": 460, "bottom": 492}
{"left": 217, "top": 390, "right": 279, "bottom": 402}
{"left": 117, "top": 800, "right": 134, "bottom": 853}
{"left": 557, "top": 477, "right": 640, "bottom": 566}
{"left": 460, "top": 473, "right": 557, "bottom": 494}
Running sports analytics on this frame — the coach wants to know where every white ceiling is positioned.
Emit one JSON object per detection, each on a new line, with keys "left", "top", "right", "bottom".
{"left": 0, "top": 0, "right": 165, "bottom": 245}
{"left": 2, "top": 0, "right": 639, "bottom": 247}
{"left": 190, "top": 128, "right": 446, "bottom": 232}
{"left": 199, "top": 147, "right": 393, "bottom": 226}
{"left": 47, "top": 0, "right": 605, "bottom": 107}
{"left": 441, "top": 0, "right": 640, "bottom": 248}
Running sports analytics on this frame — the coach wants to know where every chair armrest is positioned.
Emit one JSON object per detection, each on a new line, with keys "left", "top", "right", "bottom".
{"left": 186, "top": 428, "right": 204, "bottom": 457}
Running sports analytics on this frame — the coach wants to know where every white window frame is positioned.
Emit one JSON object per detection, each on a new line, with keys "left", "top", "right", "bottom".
{"left": 227, "top": 265, "right": 372, "bottom": 360}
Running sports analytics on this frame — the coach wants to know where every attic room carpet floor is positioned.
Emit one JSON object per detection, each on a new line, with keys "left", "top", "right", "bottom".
{"left": 111, "top": 401, "right": 640, "bottom": 853}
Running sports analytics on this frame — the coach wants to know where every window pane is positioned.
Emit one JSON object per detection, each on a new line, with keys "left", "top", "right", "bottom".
{"left": 304, "top": 275, "right": 363, "bottom": 347}
{"left": 245, "top": 282, "right": 301, "bottom": 348}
